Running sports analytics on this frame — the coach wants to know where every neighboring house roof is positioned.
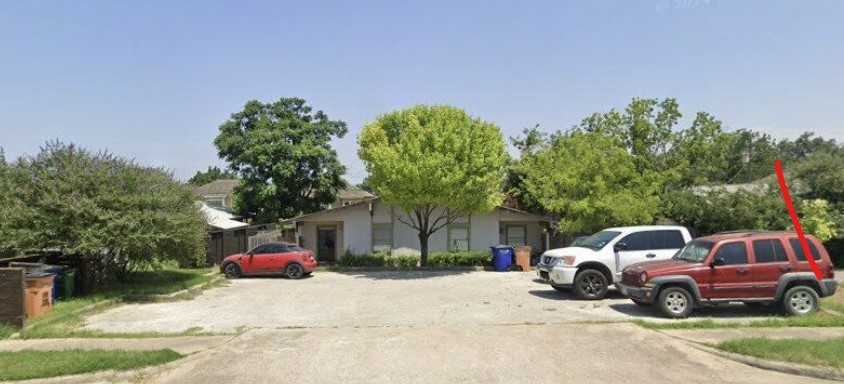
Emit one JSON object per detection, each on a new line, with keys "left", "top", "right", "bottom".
{"left": 281, "top": 197, "right": 550, "bottom": 224}
{"left": 338, "top": 185, "right": 376, "bottom": 200}
{"left": 193, "top": 179, "right": 240, "bottom": 196}
{"left": 199, "top": 203, "right": 248, "bottom": 230}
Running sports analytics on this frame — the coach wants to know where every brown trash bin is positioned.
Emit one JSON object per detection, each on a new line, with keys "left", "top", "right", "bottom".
{"left": 514, "top": 246, "right": 532, "bottom": 272}
{"left": 24, "top": 275, "right": 53, "bottom": 319}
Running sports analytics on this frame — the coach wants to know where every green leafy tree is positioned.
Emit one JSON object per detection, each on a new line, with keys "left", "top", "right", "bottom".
{"left": 187, "top": 166, "right": 238, "bottom": 186}
{"left": 520, "top": 131, "right": 661, "bottom": 234}
{"left": 669, "top": 112, "right": 733, "bottom": 186}
{"left": 0, "top": 142, "right": 206, "bottom": 289}
{"left": 791, "top": 199, "right": 839, "bottom": 242}
{"left": 358, "top": 105, "right": 508, "bottom": 266}
{"left": 214, "top": 98, "right": 348, "bottom": 223}
{"left": 662, "top": 189, "right": 789, "bottom": 236}
{"left": 505, "top": 125, "right": 549, "bottom": 213}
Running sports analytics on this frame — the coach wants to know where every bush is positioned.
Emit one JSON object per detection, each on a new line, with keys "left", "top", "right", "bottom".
{"left": 428, "top": 251, "right": 491, "bottom": 267}
{"left": 337, "top": 250, "right": 490, "bottom": 268}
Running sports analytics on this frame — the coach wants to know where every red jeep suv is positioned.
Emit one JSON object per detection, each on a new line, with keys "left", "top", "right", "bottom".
{"left": 618, "top": 231, "right": 837, "bottom": 318}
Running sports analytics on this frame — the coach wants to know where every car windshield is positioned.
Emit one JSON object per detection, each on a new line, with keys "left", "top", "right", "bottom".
{"left": 672, "top": 240, "right": 714, "bottom": 263}
{"left": 574, "top": 231, "right": 621, "bottom": 250}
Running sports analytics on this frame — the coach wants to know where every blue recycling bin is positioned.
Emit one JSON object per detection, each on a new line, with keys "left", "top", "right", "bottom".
{"left": 490, "top": 246, "right": 514, "bottom": 272}
{"left": 42, "top": 265, "right": 65, "bottom": 302}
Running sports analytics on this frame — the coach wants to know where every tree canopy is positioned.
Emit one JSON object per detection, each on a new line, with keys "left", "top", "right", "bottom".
{"left": 519, "top": 131, "right": 661, "bottom": 234}
{"left": 358, "top": 105, "right": 507, "bottom": 265}
{"left": 214, "top": 98, "right": 348, "bottom": 223}
{"left": 187, "top": 166, "right": 238, "bottom": 186}
{"left": 0, "top": 142, "right": 206, "bottom": 288}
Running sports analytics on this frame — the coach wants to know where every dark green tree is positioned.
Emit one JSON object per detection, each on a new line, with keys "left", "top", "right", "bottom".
{"left": 0, "top": 142, "right": 206, "bottom": 289}
{"left": 187, "top": 166, "right": 238, "bottom": 186}
{"left": 214, "top": 98, "right": 348, "bottom": 223}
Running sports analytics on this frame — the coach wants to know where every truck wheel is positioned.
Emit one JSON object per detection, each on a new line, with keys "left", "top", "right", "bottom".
{"left": 573, "top": 269, "right": 608, "bottom": 300}
{"left": 781, "top": 285, "right": 819, "bottom": 316}
{"left": 657, "top": 286, "right": 693, "bottom": 318}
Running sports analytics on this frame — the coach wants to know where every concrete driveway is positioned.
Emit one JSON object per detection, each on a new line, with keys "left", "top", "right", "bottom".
{"left": 85, "top": 271, "right": 787, "bottom": 334}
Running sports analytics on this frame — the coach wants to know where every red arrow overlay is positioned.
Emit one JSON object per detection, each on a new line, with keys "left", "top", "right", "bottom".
{"left": 774, "top": 160, "right": 823, "bottom": 280}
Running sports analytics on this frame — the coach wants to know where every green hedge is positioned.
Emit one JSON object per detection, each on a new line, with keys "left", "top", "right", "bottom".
{"left": 338, "top": 250, "right": 492, "bottom": 268}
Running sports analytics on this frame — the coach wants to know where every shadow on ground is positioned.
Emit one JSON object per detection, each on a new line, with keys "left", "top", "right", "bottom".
{"left": 334, "top": 270, "right": 473, "bottom": 280}
{"left": 608, "top": 302, "right": 781, "bottom": 320}
{"left": 528, "top": 288, "right": 628, "bottom": 301}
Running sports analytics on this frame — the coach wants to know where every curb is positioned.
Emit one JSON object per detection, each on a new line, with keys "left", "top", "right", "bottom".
{"left": 689, "top": 342, "right": 844, "bottom": 382}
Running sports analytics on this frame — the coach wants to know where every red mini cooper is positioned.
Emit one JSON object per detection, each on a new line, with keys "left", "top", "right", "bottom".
{"left": 618, "top": 231, "right": 837, "bottom": 318}
{"left": 220, "top": 242, "right": 317, "bottom": 279}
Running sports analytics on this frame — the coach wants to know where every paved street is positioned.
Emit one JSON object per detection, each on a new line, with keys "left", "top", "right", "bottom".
{"left": 84, "top": 271, "right": 782, "bottom": 333}
{"left": 71, "top": 271, "right": 841, "bottom": 383}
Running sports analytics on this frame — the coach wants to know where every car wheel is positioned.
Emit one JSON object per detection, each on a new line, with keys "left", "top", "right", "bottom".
{"left": 573, "top": 269, "right": 608, "bottom": 300}
{"left": 631, "top": 299, "right": 650, "bottom": 307}
{"left": 551, "top": 285, "right": 568, "bottom": 292}
{"left": 781, "top": 285, "right": 819, "bottom": 316}
{"left": 657, "top": 286, "right": 693, "bottom": 318}
{"left": 285, "top": 263, "right": 304, "bottom": 280}
{"left": 223, "top": 263, "right": 241, "bottom": 279}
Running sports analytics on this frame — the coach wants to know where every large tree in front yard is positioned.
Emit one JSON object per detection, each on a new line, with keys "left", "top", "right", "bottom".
{"left": 0, "top": 142, "right": 206, "bottom": 289}
{"left": 358, "top": 105, "right": 508, "bottom": 266}
{"left": 214, "top": 98, "right": 348, "bottom": 223}
{"left": 519, "top": 131, "right": 661, "bottom": 234}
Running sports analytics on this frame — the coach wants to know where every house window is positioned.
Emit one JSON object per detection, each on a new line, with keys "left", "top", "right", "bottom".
{"left": 205, "top": 197, "right": 226, "bottom": 208}
{"left": 372, "top": 223, "right": 392, "bottom": 253}
{"left": 448, "top": 225, "right": 470, "bottom": 252}
{"left": 506, "top": 225, "right": 527, "bottom": 246}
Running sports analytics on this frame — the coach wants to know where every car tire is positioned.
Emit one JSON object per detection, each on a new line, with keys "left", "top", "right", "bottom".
{"left": 631, "top": 299, "right": 650, "bottom": 307}
{"left": 285, "top": 263, "right": 305, "bottom": 280}
{"left": 551, "top": 285, "right": 568, "bottom": 292}
{"left": 657, "top": 286, "right": 693, "bottom": 318}
{"left": 573, "top": 269, "right": 608, "bottom": 300}
{"left": 223, "top": 263, "right": 241, "bottom": 279}
{"left": 781, "top": 285, "right": 819, "bottom": 316}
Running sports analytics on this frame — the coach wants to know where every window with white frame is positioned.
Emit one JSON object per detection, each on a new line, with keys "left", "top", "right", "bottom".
{"left": 448, "top": 225, "right": 470, "bottom": 252}
{"left": 205, "top": 197, "right": 226, "bottom": 208}
{"left": 506, "top": 225, "right": 527, "bottom": 246}
{"left": 372, "top": 223, "right": 392, "bottom": 253}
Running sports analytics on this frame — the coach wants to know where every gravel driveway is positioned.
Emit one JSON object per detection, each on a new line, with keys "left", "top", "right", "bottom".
{"left": 84, "top": 271, "right": 783, "bottom": 334}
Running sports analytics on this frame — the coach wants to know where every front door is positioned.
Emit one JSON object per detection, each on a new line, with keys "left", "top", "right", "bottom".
{"left": 706, "top": 241, "right": 755, "bottom": 299}
{"left": 317, "top": 226, "right": 337, "bottom": 262}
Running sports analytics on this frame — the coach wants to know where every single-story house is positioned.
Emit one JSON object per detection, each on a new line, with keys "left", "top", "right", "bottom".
{"left": 282, "top": 198, "right": 551, "bottom": 262}
{"left": 193, "top": 179, "right": 240, "bottom": 210}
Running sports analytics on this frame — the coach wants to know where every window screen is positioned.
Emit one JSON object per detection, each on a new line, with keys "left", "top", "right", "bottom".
{"left": 714, "top": 242, "right": 748, "bottom": 265}
{"left": 788, "top": 238, "right": 821, "bottom": 261}
{"left": 752, "top": 239, "right": 788, "bottom": 263}
{"left": 449, "top": 226, "right": 470, "bottom": 252}
{"left": 372, "top": 224, "right": 392, "bottom": 253}
{"left": 506, "top": 226, "right": 527, "bottom": 246}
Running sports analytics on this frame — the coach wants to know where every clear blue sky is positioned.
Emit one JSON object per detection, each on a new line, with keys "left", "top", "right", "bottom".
{"left": 1, "top": 1, "right": 842, "bottom": 182}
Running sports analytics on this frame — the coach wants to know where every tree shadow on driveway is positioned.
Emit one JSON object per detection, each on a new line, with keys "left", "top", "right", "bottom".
{"left": 333, "top": 270, "right": 473, "bottom": 280}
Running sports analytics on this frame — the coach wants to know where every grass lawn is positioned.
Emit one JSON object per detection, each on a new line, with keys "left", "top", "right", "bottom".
{"left": 716, "top": 337, "right": 844, "bottom": 369}
{"left": 0, "top": 349, "right": 182, "bottom": 381}
{"left": 9, "top": 267, "right": 225, "bottom": 339}
{"left": 634, "top": 283, "right": 844, "bottom": 330}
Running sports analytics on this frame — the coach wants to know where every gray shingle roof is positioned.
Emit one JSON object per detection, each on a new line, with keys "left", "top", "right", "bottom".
{"left": 192, "top": 179, "right": 240, "bottom": 196}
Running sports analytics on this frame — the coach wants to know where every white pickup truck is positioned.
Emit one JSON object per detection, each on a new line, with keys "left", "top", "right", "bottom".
{"left": 537, "top": 226, "right": 693, "bottom": 300}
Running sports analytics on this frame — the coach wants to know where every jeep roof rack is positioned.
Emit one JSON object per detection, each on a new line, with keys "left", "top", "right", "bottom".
{"left": 713, "top": 230, "right": 793, "bottom": 237}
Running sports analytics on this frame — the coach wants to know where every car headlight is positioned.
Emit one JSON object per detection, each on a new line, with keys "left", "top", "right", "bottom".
{"left": 639, "top": 272, "right": 648, "bottom": 283}
{"left": 561, "top": 256, "right": 576, "bottom": 265}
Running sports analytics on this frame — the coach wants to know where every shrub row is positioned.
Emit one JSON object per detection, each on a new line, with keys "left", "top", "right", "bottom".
{"left": 337, "top": 251, "right": 492, "bottom": 268}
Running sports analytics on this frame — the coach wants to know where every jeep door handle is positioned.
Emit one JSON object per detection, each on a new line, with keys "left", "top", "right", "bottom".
{"left": 646, "top": 253, "right": 656, "bottom": 258}
{"left": 779, "top": 266, "right": 792, "bottom": 273}
{"left": 736, "top": 269, "right": 749, "bottom": 275}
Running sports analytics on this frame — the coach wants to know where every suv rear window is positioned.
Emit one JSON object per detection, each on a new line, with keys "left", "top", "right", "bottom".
{"left": 714, "top": 242, "right": 748, "bottom": 265}
{"left": 788, "top": 238, "right": 822, "bottom": 261}
{"left": 752, "top": 239, "right": 788, "bottom": 263}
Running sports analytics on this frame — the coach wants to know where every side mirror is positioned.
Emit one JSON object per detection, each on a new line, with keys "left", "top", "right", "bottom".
{"left": 614, "top": 242, "right": 629, "bottom": 252}
{"left": 709, "top": 257, "right": 726, "bottom": 269}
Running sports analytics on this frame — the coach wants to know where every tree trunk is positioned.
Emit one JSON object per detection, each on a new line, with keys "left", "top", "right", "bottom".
{"left": 418, "top": 231, "right": 429, "bottom": 267}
